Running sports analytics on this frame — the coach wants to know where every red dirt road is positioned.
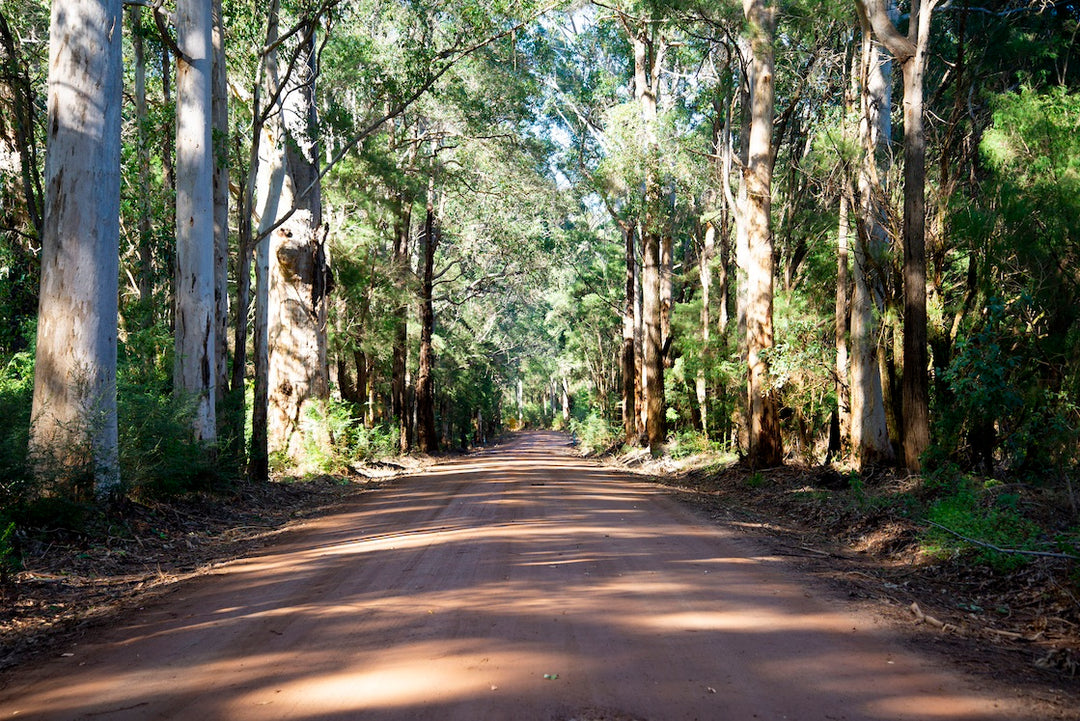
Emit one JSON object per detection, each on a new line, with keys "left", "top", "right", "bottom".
{"left": 1, "top": 432, "right": 1037, "bottom": 720}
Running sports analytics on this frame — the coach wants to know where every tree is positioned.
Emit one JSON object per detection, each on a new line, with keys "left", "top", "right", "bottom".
{"left": 849, "top": 9, "right": 894, "bottom": 467}
{"left": 741, "top": 0, "right": 783, "bottom": 467}
{"left": 858, "top": 0, "right": 937, "bottom": 470}
{"left": 29, "top": 0, "right": 123, "bottom": 494}
{"left": 173, "top": 0, "right": 218, "bottom": 445}
{"left": 267, "top": 22, "right": 332, "bottom": 464}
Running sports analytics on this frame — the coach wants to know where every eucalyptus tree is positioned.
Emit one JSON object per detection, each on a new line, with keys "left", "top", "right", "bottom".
{"left": 173, "top": 0, "right": 218, "bottom": 445}
{"left": 29, "top": 0, "right": 123, "bottom": 493}
{"left": 857, "top": 0, "right": 936, "bottom": 470}
{"left": 849, "top": 7, "right": 894, "bottom": 467}
{"left": 740, "top": 0, "right": 783, "bottom": 467}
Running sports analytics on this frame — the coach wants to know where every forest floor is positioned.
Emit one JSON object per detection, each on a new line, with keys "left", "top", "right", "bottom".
{"left": 0, "top": 436, "right": 1077, "bottom": 717}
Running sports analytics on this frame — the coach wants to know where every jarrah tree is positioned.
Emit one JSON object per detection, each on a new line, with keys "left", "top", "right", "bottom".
{"left": 173, "top": 0, "right": 218, "bottom": 445}
{"left": 30, "top": 0, "right": 123, "bottom": 494}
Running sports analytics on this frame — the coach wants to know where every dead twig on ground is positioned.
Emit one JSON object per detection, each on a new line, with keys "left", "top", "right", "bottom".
{"left": 926, "top": 521, "right": 1080, "bottom": 561}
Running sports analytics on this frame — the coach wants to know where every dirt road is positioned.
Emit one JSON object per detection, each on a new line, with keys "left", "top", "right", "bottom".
{"left": 1, "top": 432, "right": 1037, "bottom": 720}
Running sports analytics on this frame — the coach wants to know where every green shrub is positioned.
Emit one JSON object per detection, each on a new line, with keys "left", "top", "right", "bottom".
{"left": 925, "top": 481, "right": 1043, "bottom": 571}
{"left": 299, "top": 398, "right": 400, "bottom": 474}
{"left": 570, "top": 410, "right": 619, "bottom": 455}
{"left": 118, "top": 381, "right": 225, "bottom": 497}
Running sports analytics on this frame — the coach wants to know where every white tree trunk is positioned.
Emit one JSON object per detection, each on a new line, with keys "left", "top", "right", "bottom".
{"left": 30, "top": 0, "right": 122, "bottom": 494}
{"left": 174, "top": 0, "right": 217, "bottom": 444}
{"left": 850, "top": 17, "right": 895, "bottom": 467}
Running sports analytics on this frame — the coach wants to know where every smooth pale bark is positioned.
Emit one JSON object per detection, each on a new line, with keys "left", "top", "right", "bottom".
{"left": 859, "top": 0, "right": 935, "bottom": 470}
{"left": 621, "top": 223, "right": 637, "bottom": 444}
{"left": 268, "top": 27, "right": 330, "bottom": 463}
{"left": 731, "top": 36, "right": 753, "bottom": 455}
{"left": 30, "top": 0, "right": 122, "bottom": 494}
{"left": 211, "top": 0, "right": 229, "bottom": 397}
{"left": 741, "top": 0, "right": 783, "bottom": 468}
{"left": 250, "top": 123, "right": 284, "bottom": 479}
{"left": 174, "top": 0, "right": 217, "bottom": 445}
{"left": 850, "top": 19, "right": 895, "bottom": 467}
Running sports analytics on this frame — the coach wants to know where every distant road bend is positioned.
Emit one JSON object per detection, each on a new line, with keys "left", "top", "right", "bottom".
{"left": 2, "top": 431, "right": 1032, "bottom": 720}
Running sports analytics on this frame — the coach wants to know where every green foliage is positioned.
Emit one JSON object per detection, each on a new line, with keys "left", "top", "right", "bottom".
{"left": 570, "top": 410, "right": 619, "bottom": 456}
{"left": 925, "top": 480, "right": 1044, "bottom": 572}
{"left": 297, "top": 399, "right": 400, "bottom": 475}
{"left": 934, "top": 87, "right": 1080, "bottom": 477}
{"left": 0, "top": 520, "right": 17, "bottom": 582}
{"left": 117, "top": 380, "right": 225, "bottom": 498}
{"left": 745, "top": 471, "right": 765, "bottom": 489}
{"left": 0, "top": 351, "right": 34, "bottom": 527}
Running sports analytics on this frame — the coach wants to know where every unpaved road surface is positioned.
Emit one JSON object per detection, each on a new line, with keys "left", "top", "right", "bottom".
{"left": 1, "top": 432, "right": 1039, "bottom": 720}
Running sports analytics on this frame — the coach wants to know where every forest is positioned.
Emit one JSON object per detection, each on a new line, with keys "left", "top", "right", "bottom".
{"left": 0, "top": 0, "right": 1078, "bottom": 573}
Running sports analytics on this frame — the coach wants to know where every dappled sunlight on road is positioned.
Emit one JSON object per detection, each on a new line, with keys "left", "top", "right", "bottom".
{"left": 0, "top": 432, "right": 1033, "bottom": 720}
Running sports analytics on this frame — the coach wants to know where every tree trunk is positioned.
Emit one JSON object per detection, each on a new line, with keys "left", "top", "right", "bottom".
{"left": 211, "top": 0, "right": 230, "bottom": 398}
{"left": 173, "top": 0, "right": 218, "bottom": 445}
{"left": 621, "top": 223, "right": 637, "bottom": 444}
{"left": 697, "top": 222, "right": 715, "bottom": 437}
{"left": 248, "top": 0, "right": 285, "bottom": 480}
{"left": 30, "top": 0, "right": 122, "bottom": 495}
{"left": 742, "top": 0, "right": 783, "bottom": 468}
{"left": 834, "top": 191, "right": 851, "bottom": 453}
{"left": 732, "top": 35, "right": 753, "bottom": 455}
{"left": 858, "top": 0, "right": 935, "bottom": 470}
{"left": 392, "top": 191, "right": 412, "bottom": 452}
{"left": 629, "top": 27, "right": 666, "bottom": 454}
{"left": 850, "top": 15, "right": 895, "bottom": 467}
{"left": 268, "top": 26, "right": 330, "bottom": 464}
{"left": 129, "top": 6, "right": 154, "bottom": 319}
{"left": 416, "top": 183, "right": 438, "bottom": 453}
{"left": 160, "top": 44, "right": 175, "bottom": 328}
{"left": 898, "top": 54, "right": 931, "bottom": 471}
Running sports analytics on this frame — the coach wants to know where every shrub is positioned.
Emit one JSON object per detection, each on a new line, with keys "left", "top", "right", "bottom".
{"left": 570, "top": 410, "right": 619, "bottom": 455}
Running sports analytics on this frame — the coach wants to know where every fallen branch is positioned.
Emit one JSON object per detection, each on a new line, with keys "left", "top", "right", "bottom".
{"left": 926, "top": 521, "right": 1080, "bottom": 561}
{"left": 910, "top": 601, "right": 956, "bottom": 633}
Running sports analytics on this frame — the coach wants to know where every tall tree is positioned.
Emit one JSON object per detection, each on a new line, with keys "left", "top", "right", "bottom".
{"left": 741, "top": 0, "right": 783, "bottom": 467}
{"left": 858, "top": 0, "right": 937, "bottom": 470}
{"left": 173, "top": 0, "right": 218, "bottom": 445}
{"left": 267, "top": 23, "right": 332, "bottom": 463}
{"left": 30, "top": 0, "right": 122, "bottom": 493}
{"left": 211, "top": 0, "right": 230, "bottom": 399}
{"left": 621, "top": 12, "right": 667, "bottom": 454}
{"left": 416, "top": 174, "right": 439, "bottom": 452}
{"left": 850, "top": 9, "right": 894, "bottom": 466}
